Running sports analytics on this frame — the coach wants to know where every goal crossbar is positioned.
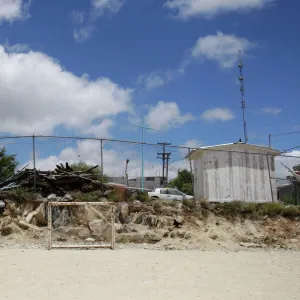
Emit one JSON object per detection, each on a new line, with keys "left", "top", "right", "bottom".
{"left": 47, "top": 202, "right": 116, "bottom": 250}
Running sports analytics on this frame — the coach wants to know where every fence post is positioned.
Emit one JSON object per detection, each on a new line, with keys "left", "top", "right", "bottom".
{"left": 100, "top": 139, "right": 104, "bottom": 193}
{"left": 267, "top": 154, "right": 275, "bottom": 202}
{"left": 188, "top": 148, "right": 194, "bottom": 195}
{"left": 32, "top": 135, "right": 36, "bottom": 193}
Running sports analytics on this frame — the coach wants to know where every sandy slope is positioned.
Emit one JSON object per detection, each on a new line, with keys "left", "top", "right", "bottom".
{"left": 0, "top": 249, "right": 299, "bottom": 300}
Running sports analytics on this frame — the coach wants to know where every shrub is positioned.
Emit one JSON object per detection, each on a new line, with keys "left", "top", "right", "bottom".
{"left": 282, "top": 206, "right": 299, "bottom": 218}
{"left": 183, "top": 199, "right": 196, "bottom": 211}
{"left": 199, "top": 199, "right": 209, "bottom": 210}
{"left": 153, "top": 201, "right": 163, "bottom": 213}
{"left": 243, "top": 203, "right": 257, "bottom": 215}
{"left": 137, "top": 191, "right": 150, "bottom": 203}
{"left": 5, "top": 188, "right": 37, "bottom": 202}
{"left": 215, "top": 201, "right": 245, "bottom": 217}
{"left": 258, "top": 203, "right": 284, "bottom": 217}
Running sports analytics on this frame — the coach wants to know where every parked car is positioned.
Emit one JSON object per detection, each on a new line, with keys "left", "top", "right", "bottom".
{"left": 148, "top": 188, "right": 194, "bottom": 201}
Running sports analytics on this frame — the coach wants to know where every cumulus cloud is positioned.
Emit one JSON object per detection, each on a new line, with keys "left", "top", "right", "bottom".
{"left": 164, "top": 0, "right": 275, "bottom": 19}
{"left": 201, "top": 108, "right": 235, "bottom": 122}
{"left": 0, "top": 45, "right": 132, "bottom": 136}
{"left": 191, "top": 31, "right": 254, "bottom": 68}
{"left": 138, "top": 32, "right": 254, "bottom": 90}
{"left": 145, "top": 101, "right": 194, "bottom": 130}
{"left": 0, "top": 0, "right": 31, "bottom": 22}
{"left": 260, "top": 107, "right": 282, "bottom": 115}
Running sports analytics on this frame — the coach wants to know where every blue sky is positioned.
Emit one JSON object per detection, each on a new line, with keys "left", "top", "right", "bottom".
{"left": 0, "top": 0, "right": 299, "bottom": 168}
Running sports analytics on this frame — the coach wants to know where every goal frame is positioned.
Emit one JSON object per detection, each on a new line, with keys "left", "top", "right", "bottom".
{"left": 47, "top": 202, "right": 116, "bottom": 250}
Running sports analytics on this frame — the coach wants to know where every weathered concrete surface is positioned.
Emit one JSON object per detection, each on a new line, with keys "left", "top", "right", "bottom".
{"left": 0, "top": 249, "right": 299, "bottom": 300}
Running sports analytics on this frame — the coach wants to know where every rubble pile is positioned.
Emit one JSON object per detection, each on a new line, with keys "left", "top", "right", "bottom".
{"left": 0, "top": 163, "right": 109, "bottom": 196}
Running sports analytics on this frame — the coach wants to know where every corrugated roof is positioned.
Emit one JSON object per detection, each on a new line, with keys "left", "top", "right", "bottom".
{"left": 187, "top": 142, "right": 281, "bottom": 159}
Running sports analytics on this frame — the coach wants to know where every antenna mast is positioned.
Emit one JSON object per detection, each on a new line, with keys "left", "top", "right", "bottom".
{"left": 238, "top": 50, "right": 248, "bottom": 143}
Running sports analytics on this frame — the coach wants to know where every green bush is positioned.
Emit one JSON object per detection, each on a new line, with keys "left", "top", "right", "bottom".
{"left": 153, "top": 201, "right": 163, "bottom": 213}
{"left": 258, "top": 203, "right": 284, "bottom": 217}
{"left": 183, "top": 198, "right": 196, "bottom": 211}
{"left": 199, "top": 199, "right": 209, "bottom": 209}
{"left": 71, "top": 190, "right": 103, "bottom": 202}
{"left": 282, "top": 206, "right": 299, "bottom": 218}
{"left": 215, "top": 201, "right": 245, "bottom": 216}
{"left": 137, "top": 191, "right": 150, "bottom": 203}
{"left": 5, "top": 188, "right": 37, "bottom": 202}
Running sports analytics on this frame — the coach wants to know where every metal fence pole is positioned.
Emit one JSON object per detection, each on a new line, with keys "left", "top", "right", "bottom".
{"left": 188, "top": 147, "right": 194, "bottom": 198}
{"left": 100, "top": 139, "right": 104, "bottom": 193}
{"left": 266, "top": 154, "right": 275, "bottom": 202}
{"left": 32, "top": 135, "right": 36, "bottom": 193}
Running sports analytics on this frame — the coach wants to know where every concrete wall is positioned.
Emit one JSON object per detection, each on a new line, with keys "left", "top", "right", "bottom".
{"left": 108, "top": 176, "right": 164, "bottom": 190}
{"left": 193, "top": 147, "right": 277, "bottom": 203}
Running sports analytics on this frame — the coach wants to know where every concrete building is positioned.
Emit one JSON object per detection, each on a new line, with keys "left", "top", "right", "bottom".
{"left": 189, "top": 142, "right": 281, "bottom": 203}
{"left": 107, "top": 176, "right": 164, "bottom": 190}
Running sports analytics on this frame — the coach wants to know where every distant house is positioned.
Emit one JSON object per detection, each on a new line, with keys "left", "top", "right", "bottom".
{"left": 189, "top": 142, "right": 281, "bottom": 203}
{"left": 107, "top": 176, "right": 164, "bottom": 190}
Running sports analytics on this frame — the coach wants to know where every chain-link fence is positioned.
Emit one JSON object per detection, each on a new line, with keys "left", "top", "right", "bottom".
{"left": 1, "top": 135, "right": 300, "bottom": 203}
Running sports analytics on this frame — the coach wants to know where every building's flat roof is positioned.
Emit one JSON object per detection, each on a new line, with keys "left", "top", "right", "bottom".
{"left": 188, "top": 142, "right": 281, "bottom": 159}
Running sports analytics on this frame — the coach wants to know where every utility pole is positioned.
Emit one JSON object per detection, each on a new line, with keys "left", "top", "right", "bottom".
{"left": 157, "top": 142, "right": 171, "bottom": 187}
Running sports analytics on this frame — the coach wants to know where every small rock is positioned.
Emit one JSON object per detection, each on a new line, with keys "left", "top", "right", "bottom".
{"left": 18, "top": 220, "right": 29, "bottom": 230}
{"left": 239, "top": 242, "right": 261, "bottom": 248}
{"left": 209, "top": 234, "right": 218, "bottom": 240}
{"left": 47, "top": 194, "right": 57, "bottom": 200}
{"left": 63, "top": 194, "right": 73, "bottom": 202}
{"left": 85, "top": 237, "right": 96, "bottom": 242}
{"left": 56, "top": 236, "right": 67, "bottom": 242}
{"left": 290, "top": 239, "right": 298, "bottom": 243}
{"left": 119, "top": 202, "right": 129, "bottom": 224}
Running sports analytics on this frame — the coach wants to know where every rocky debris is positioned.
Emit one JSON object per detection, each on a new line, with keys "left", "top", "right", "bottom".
{"left": 89, "top": 219, "right": 112, "bottom": 242}
{"left": 169, "top": 230, "right": 192, "bottom": 240}
{"left": 174, "top": 216, "right": 184, "bottom": 228}
{"left": 116, "top": 231, "right": 162, "bottom": 244}
{"left": 290, "top": 239, "right": 298, "bottom": 243}
{"left": 53, "top": 207, "right": 70, "bottom": 229}
{"left": 0, "top": 163, "right": 113, "bottom": 196}
{"left": 119, "top": 202, "right": 129, "bottom": 224}
{"left": 131, "top": 213, "right": 174, "bottom": 228}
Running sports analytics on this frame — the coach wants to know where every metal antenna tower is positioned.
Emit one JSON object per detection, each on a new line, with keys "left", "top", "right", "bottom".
{"left": 238, "top": 50, "right": 248, "bottom": 143}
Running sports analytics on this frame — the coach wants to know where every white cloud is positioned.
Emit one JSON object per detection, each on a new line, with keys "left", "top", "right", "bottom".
{"left": 70, "top": 10, "right": 85, "bottom": 24}
{"left": 275, "top": 151, "right": 300, "bottom": 179}
{"left": 164, "top": 0, "right": 274, "bottom": 19}
{"left": 71, "top": 0, "right": 124, "bottom": 42}
{"left": 0, "top": 0, "right": 30, "bottom": 22}
{"left": 73, "top": 26, "right": 95, "bottom": 43}
{"left": 138, "top": 32, "right": 253, "bottom": 90}
{"left": 179, "top": 139, "right": 204, "bottom": 156}
{"left": 201, "top": 108, "right": 235, "bottom": 121}
{"left": 260, "top": 107, "right": 282, "bottom": 115}
{"left": 91, "top": 0, "right": 124, "bottom": 16}
{"left": 138, "top": 68, "right": 184, "bottom": 90}
{"left": 20, "top": 139, "right": 190, "bottom": 180}
{"left": 82, "top": 119, "right": 115, "bottom": 138}
{"left": 191, "top": 31, "right": 254, "bottom": 68}
{"left": 0, "top": 45, "right": 133, "bottom": 135}
{"left": 145, "top": 101, "right": 194, "bottom": 130}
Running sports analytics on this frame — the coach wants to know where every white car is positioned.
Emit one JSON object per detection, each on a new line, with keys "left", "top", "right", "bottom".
{"left": 148, "top": 188, "right": 194, "bottom": 201}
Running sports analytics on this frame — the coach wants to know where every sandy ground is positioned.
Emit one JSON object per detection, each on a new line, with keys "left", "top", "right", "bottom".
{"left": 0, "top": 249, "right": 300, "bottom": 300}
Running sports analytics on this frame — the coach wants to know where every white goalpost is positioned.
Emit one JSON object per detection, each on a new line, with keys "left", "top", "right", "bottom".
{"left": 47, "top": 202, "right": 116, "bottom": 250}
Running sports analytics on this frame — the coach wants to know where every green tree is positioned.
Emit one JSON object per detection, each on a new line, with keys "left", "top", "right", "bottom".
{"left": 169, "top": 169, "right": 193, "bottom": 195}
{"left": 0, "top": 147, "right": 18, "bottom": 181}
